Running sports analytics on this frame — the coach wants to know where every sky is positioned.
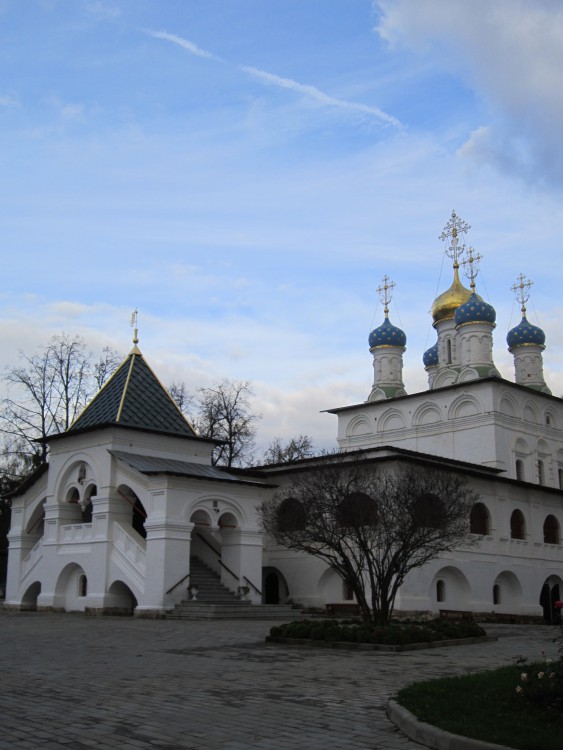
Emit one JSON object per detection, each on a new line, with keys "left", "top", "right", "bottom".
{"left": 1, "top": 0, "right": 562, "bottom": 456}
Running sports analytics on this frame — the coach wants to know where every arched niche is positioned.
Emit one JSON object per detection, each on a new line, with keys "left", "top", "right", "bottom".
{"left": 492, "top": 571, "right": 523, "bottom": 610}
{"left": 448, "top": 394, "right": 481, "bottom": 420}
{"left": 430, "top": 566, "right": 471, "bottom": 611}
{"left": 347, "top": 415, "right": 373, "bottom": 437}
{"left": 499, "top": 394, "right": 518, "bottom": 418}
{"left": 21, "top": 581, "right": 41, "bottom": 611}
{"left": 376, "top": 408, "right": 406, "bottom": 433}
{"left": 412, "top": 403, "right": 442, "bottom": 427}
{"left": 54, "top": 562, "right": 88, "bottom": 612}
{"left": 522, "top": 402, "right": 540, "bottom": 424}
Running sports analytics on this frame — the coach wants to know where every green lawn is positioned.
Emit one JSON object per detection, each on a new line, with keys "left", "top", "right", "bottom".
{"left": 397, "top": 664, "right": 563, "bottom": 750}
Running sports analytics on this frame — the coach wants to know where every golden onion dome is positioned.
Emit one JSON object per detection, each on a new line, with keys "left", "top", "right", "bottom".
{"left": 431, "top": 266, "right": 472, "bottom": 324}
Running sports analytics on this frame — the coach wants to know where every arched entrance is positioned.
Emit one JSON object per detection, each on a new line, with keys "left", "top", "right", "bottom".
{"left": 262, "top": 567, "right": 289, "bottom": 605}
{"left": 540, "top": 576, "right": 562, "bottom": 624}
{"left": 107, "top": 580, "right": 137, "bottom": 615}
{"left": 117, "top": 485, "right": 147, "bottom": 539}
{"left": 21, "top": 581, "right": 41, "bottom": 611}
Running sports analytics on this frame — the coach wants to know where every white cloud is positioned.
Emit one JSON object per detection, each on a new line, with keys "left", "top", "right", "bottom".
{"left": 146, "top": 30, "right": 221, "bottom": 61}
{"left": 374, "top": 0, "right": 563, "bottom": 188}
{"left": 146, "top": 29, "right": 401, "bottom": 128}
{"left": 240, "top": 66, "right": 402, "bottom": 128}
{"left": 0, "top": 94, "right": 20, "bottom": 109}
{"left": 86, "top": 2, "right": 120, "bottom": 21}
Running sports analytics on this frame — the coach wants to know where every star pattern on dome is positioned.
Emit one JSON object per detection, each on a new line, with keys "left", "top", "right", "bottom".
{"left": 454, "top": 292, "right": 496, "bottom": 326}
{"left": 369, "top": 318, "right": 407, "bottom": 349}
{"left": 506, "top": 316, "right": 546, "bottom": 348}
{"left": 423, "top": 342, "right": 439, "bottom": 367}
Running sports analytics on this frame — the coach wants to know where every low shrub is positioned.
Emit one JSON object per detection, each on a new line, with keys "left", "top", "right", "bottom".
{"left": 269, "top": 618, "right": 486, "bottom": 645}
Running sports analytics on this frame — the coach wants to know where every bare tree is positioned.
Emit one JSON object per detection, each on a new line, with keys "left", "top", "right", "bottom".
{"left": 93, "top": 346, "right": 122, "bottom": 391}
{"left": 260, "top": 454, "right": 477, "bottom": 625}
{"left": 168, "top": 381, "right": 195, "bottom": 416}
{"left": 195, "top": 379, "right": 260, "bottom": 467}
{"left": 1, "top": 334, "right": 121, "bottom": 465}
{"left": 262, "top": 435, "right": 315, "bottom": 464}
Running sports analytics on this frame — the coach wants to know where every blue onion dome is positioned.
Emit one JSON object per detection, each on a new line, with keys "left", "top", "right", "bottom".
{"left": 507, "top": 316, "right": 546, "bottom": 348}
{"left": 454, "top": 292, "right": 496, "bottom": 326}
{"left": 423, "top": 342, "right": 439, "bottom": 367}
{"left": 368, "top": 317, "right": 406, "bottom": 350}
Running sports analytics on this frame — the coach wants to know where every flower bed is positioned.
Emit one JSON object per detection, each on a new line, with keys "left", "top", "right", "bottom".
{"left": 267, "top": 618, "right": 487, "bottom": 649}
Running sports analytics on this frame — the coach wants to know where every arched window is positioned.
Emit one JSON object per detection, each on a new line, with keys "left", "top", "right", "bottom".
{"left": 493, "top": 584, "right": 501, "bottom": 605}
{"left": 342, "top": 581, "right": 354, "bottom": 601}
{"left": 436, "top": 579, "right": 445, "bottom": 602}
{"left": 510, "top": 510, "right": 526, "bottom": 540}
{"left": 413, "top": 493, "right": 444, "bottom": 530}
{"left": 543, "top": 515, "right": 560, "bottom": 545}
{"left": 470, "top": 503, "right": 490, "bottom": 535}
{"left": 446, "top": 339, "right": 452, "bottom": 364}
{"left": 337, "top": 492, "right": 377, "bottom": 528}
{"left": 515, "top": 459, "right": 524, "bottom": 481}
{"left": 277, "top": 498, "right": 306, "bottom": 533}
{"left": 537, "top": 460, "right": 545, "bottom": 486}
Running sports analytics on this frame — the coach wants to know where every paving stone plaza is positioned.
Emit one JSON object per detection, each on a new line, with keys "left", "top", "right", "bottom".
{"left": 0, "top": 612, "right": 558, "bottom": 749}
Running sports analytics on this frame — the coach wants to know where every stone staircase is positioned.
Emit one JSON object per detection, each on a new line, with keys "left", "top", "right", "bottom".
{"left": 165, "top": 557, "right": 299, "bottom": 620}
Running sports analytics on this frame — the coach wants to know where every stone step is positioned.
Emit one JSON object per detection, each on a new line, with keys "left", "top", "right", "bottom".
{"left": 165, "top": 604, "right": 298, "bottom": 620}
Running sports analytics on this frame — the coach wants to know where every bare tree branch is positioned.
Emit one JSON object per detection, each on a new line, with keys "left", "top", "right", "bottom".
{"left": 260, "top": 454, "right": 478, "bottom": 625}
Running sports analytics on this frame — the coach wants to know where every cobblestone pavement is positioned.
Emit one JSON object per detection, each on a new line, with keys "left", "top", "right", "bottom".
{"left": 0, "top": 612, "right": 558, "bottom": 749}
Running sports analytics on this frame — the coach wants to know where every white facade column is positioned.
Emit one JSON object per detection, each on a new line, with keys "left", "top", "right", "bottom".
{"left": 221, "top": 528, "right": 263, "bottom": 604}
{"left": 136, "top": 516, "right": 193, "bottom": 616}
{"left": 510, "top": 344, "right": 551, "bottom": 394}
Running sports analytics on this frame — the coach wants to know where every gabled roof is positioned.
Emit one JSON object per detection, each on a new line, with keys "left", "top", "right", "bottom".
{"left": 66, "top": 348, "right": 198, "bottom": 439}
{"left": 110, "top": 451, "right": 275, "bottom": 487}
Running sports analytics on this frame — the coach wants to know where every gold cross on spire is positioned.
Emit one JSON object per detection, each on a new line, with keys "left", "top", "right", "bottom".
{"left": 377, "top": 275, "right": 395, "bottom": 318}
{"left": 511, "top": 274, "right": 533, "bottom": 316}
{"left": 461, "top": 246, "right": 482, "bottom": 292}
{"left": 439, "top": 210, "right": 471, "bottom": 268}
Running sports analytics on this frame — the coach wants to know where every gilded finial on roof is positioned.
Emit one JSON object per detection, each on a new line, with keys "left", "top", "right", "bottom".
{"left": 511, "top": 274, "right": 533, "bottom": 317}
{"left": 461, "top": 247, "right": 482, "bottom": 292}
{"left": 130, "top": 309, "right": 141, "bottom": 354}
{"left": 439, "top": 209, "right": 470, "bottom": 268}
{"left": 377, "top": 275, "right": 395, "bottom": 318}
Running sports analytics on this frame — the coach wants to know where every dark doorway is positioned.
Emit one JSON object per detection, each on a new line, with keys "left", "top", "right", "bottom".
{"left": 540, "top": 580, "right": 561, "bottom": 624}
{"left": 264, "top": 572, "right": 280, "bottom": 604}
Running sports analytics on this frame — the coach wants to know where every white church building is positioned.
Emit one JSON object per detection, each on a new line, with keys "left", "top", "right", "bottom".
{"left": 4, "top": 212, "right": 563, "bottom": 621}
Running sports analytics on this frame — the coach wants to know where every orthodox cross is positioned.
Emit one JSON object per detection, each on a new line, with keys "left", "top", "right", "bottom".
{"left": 439, "top": 210, "right": 470, "bottom": 268}
{"left": 461, "top": 246, "right": 482, "bottom": 292}
{"left": 377, "top": 275, "right": 395, "bottom": 318}
{"left": 511, "top": 273, "right": 533, "bottom": 316}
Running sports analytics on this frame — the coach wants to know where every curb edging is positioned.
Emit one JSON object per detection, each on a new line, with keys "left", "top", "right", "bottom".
{"left": 387, "top": 699, "right": 517, "bottom": 750}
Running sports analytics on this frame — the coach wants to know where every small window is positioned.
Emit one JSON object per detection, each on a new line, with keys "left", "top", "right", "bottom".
{"left": 277, "top": 498, "right": 306, "bottom": 533}
{"left": 537, "top": 460, "right": 545, "bottom": 486}
{"left": 79, "top": 575, "right": 87, "bottom": 597}
{"left": 546, "top": 414, "right": 551, "bottom": 426}
{"left": 470, "top": 503, "right": 490, "bottom": 535}
{"left": 436, "top": 579, "right": 445, "bottom": 603}
{"left": 342, "top": 581, "right": 354, "bottom": 601}
{"left": 493, "top": 584, "right": 501, "bottom": 605}
{"left": 510, "top": 510, "right": 526, "bottom": 540}
{"left": 446, "top": 339, "right": 452, "bottom": 364}
{"left": 515, "top": 460, "right": 524, "bottom": 481}
{"left": 543, "top": 515, "right": 560, "bottom": 545}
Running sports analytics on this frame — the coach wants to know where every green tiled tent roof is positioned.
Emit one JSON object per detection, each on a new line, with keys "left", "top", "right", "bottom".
{"left": 68, "top": 350, "right": 197, "bottom": 438}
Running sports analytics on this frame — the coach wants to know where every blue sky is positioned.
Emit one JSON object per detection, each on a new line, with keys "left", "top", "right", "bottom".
{"left": 1, "top": 0, "right": 562, "bottom": 454}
